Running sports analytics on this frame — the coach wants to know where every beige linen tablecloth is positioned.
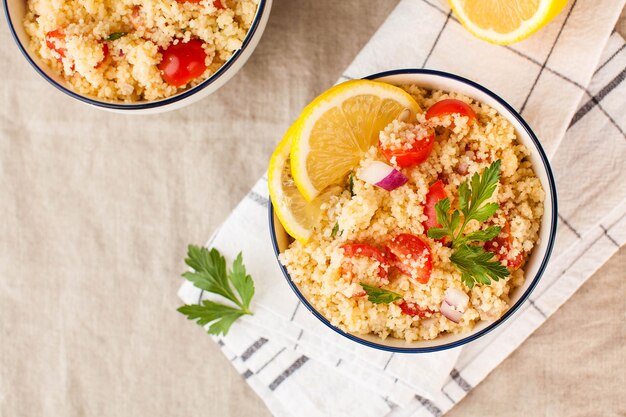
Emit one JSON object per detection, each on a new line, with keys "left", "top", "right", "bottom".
{"left": 1, "top": 1, "right": 624, "bottom": 416}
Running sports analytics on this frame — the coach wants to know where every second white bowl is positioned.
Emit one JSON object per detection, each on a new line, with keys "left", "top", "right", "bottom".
{"left": 2, "top": 0, "right": 272, "bottom": 113}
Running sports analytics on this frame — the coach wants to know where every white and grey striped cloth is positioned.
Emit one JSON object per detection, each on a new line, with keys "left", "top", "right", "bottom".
{"left": 179, "top": 0, "right": 626, "bottom": 415}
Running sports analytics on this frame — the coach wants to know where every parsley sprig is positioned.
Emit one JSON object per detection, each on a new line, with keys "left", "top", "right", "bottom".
{"left": 348, "top": 173, "right": 355, "bottom": 197}
{"left": 105, "top": 32, "right": 128, "bottom": 41}
{"left": 178, "top": 245, "right": 254, "bottom": 336}
{"left": 427, "top": 160, "right": 509, "bottom": 288}
{"left": 360, "top": 283, "right": 402, "bottom": 304}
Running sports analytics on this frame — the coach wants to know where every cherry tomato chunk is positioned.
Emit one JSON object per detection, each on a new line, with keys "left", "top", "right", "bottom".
{"left": 95, "top": 42, "right": 109, "bottom": 68}
{"left": 45, "top": 30, "right": 67, "bottom": 61}
{"left": 379, "top": 126, "right": 435, "bottom": 168}
{"left": 341, "top": 244, "right": 390, "bottom": 279}
{"left": 484, "top": 221, "right": 524, "bottom": 270}
{"left": 386, "top": 234, "right": 432, "bottom": 284}
{"left": 398, "top": 300, "right": 434, "bottom": 318}
{"left": 158, "top": 39, "right": 207, "bottom": 86}
{"left": 423, "top": 180, "right": 447, "bottom": 231}
{"left": 425, "top": 99, "right": 477, "bottom": 127}
{"left": 46, "top": 29, "right": 106, "bottom": 70}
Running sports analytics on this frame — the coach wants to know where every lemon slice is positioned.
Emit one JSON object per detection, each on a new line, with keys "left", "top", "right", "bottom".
{"left": 290, "top": 79, "right": 421, "bottom": 201}
{"left": 268, "top": 125, "right": 326, "bottom": 243}
{"left": 449, "top": 0, "right": 569, "bottom": 44}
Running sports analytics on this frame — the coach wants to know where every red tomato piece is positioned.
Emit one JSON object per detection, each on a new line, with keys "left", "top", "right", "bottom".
{"left": 158, "top": 39, "right": 207, "bottom": 86}
{"left": 386, "top": 234, "right": 432, "bottom": 284}
{"left": 45, "top": 30, "right": 67, "bottom": 62}
{"left": 425, "top": 99, "right": 477, "bottom": 127}
{"left": 423, "top": 180, "right": 447, "bottom": 232}
{"left": 379, "top": 126, "right": 435, "bottom": 168}
{"left": 95, "top": 43, "right": 109, "bottom": 69}
{"left": 341, "top": 244, "right": 390, "bottom": 279}
{"left": 45, "top": 30, "right": 106, "bottom": 69}
{"left": 484, "top": 222, "right": 524, "bottom": 270}
{"left": 175, "top": 0, "right": 224, "bottom": 6}
{"left": 397, "top": 300, "right": 434, "bottom": 318}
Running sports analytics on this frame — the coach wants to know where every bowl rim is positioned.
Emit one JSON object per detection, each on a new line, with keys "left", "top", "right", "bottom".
{"left": 2, "top": 0, "right": 268, "bottom": 110}
{"left": 269, "top": 68, "right": 558, "bottom": 353}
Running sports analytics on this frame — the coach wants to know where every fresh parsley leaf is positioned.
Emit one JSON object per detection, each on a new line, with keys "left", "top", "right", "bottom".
{"left": 470, "top": 202, "right": 500, "bottom": 223}
{"left": 182, "top": 247, "right": 238, "bottom": 306}
{"left": 177, "top": 300, "right": 245, "bottom": 336}
{"left": 105, "top": 32, "right": 128, "bottom": 41}
{"left": 208, "top": 310, "right": 245, "bottom": 335}
{"left": 229, "top": 253, "right": 255, "bottom": 310}
{"left": 450, "top": 245, "right": 509, "bottom": 288}
{"left": 331, "top": 223, "right": 339, "bottom": 237}
{"left": 458, "top": 181, "right": 470, "bottom": 214}
{"left": 427, "top": 227, "right": 449, "bottom": 240}
{"left": 435, "top": 197, "right": 451, "bottom": 228}
{"left": 450, "top": 209, "right": 461, "bottom": 234}
{"left": 360, "top": 283, "right": 403, "bottom": 304}
{"left": 349, "top": 174, "right": 355, "bottom": 197}
{"left": 456, "top": 226, "right": 501, "bottom": 246}
{"left": 178, "top": 245, "right": 254, "bottom": 336}
{"left": 464, "top": 159, "right": 501, "bottom": 222}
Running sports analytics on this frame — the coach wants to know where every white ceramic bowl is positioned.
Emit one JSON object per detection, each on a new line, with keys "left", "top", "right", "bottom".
{"left": 270, "top": 69, "right": 558, "bottom": 353}
{"left": 2, "top": 0, "right": 272, "bottom": 113}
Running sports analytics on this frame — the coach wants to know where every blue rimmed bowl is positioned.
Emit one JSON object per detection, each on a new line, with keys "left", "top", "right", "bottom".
{"left": 2, "top": 0, "right": 271, "bottom": 113}
{"left": 269, "top": 69, "right": 558, "bottom": 353}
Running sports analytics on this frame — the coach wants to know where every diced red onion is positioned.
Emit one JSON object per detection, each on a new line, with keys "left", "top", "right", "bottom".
{"left": 358, "top": 161, "right": 408, "bottom": 191}
{"left": 444, "top": 288, "right": 469, "bottom": 310}
{"left": 440, "top": 301, "right": 462, "bottom": 323}
{"left": 455, "top": 162, "right": 468, "bottom": 175}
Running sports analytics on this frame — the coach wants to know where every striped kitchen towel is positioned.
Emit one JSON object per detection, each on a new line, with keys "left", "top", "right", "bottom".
{"left": 179, "top": 0, "right": 626, "bottom": 415}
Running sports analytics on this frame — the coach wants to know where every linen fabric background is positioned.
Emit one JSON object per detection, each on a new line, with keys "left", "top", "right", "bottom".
{"left": 1, "top": 1, "right": 625, "bottom": 416}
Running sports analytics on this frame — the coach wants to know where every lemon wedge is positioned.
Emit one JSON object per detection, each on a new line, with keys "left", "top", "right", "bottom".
{"left": 268, "top": 125, "right": 327, "bottom": 243}
{"left": 449, "top": 0, "right": 569, "bottom": 45}
{"left": 290, "top": 79, "right": 421, "bottom": 201}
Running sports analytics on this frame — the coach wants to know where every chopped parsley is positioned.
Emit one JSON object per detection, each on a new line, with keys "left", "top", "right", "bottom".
{"left": 348, "top": 174, "right": 355, "bottom": 197}
{"left": 360, "top": 283, "right": 403, "bottom": 304}
{"left": 105, "top": 32, "right": 128, "bottom": 41}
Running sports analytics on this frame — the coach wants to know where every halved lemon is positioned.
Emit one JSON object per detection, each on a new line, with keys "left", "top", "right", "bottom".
{"left": 268, "top": 125, "right": 326, "bottom": 243}
{"left": 449, "top": 0, "right": 569, "bottom": 45}
{"left": 290, "top": 79, "right": 421, "bottom": 201}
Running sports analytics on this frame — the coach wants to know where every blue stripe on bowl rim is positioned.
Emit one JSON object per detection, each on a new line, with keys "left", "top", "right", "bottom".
{"left": 2, "top": 0, "right": 267, "bottom": 111}
{"left": 269, "top": 68, "right": 558, "bottom": 353}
